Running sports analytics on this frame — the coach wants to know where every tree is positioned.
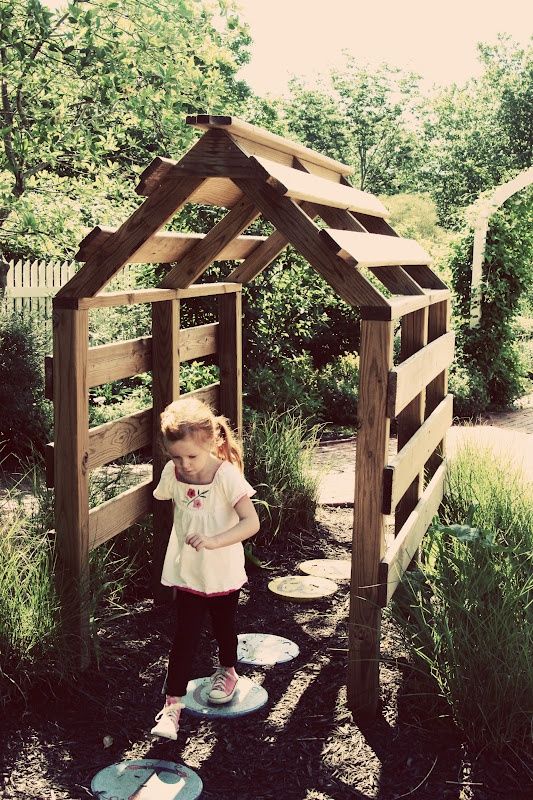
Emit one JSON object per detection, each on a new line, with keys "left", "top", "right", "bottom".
{"left": 0, "top": 0, "right": 251, "bottom": 256}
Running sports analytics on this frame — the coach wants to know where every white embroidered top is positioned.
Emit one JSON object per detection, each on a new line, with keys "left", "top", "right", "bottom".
{"left": 153, "top": 459, "right": 256, "bottom": 596}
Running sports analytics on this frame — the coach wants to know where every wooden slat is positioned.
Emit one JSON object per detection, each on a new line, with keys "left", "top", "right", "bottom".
{"left": 425, "top": 298, "right": 452, "bottom": 477}
{"left": 218, "top": 292, "right": 242, "bottom": 436}
{"left": 54, "top": 288, "right": 179, "bottom": 310}
{"left": 403, "top": 264, "right": 448, "bottom": 290}
{"left": 88, "top": 337, "right": 152, "bottom": 387}
{"left": 176, "top": 282, "right": 241, "bottom": 299}
{"left": 388, "top": 331, "right": 455, "bottom": 418}
{"left": 180, "top": 382, "right": 220, "bottom": 409}
{"left": 186, "top": 177, "right": 243, "bottom": 208}
{"left": 57, "top": 173, "right": 204, "bottom": 298}
{"left": 251, "top": 156, "right": 388, "bottom": 218}
{"left": 348, "top": 319, "right": 393, "bottom": 718}
{"left": 89, "top": 478, "right": 153, "bottom": 550}
{"left": 186, "top": 114, "right": 353, "bottom": 176}
{"left": 361, "top": 290, "right": 451, "bottom": 321}
{"left": 87, "top": 408, "right": 152, "bottom": 471}
{"left": 369, "top": 266, "right": 425, "bottom": 296}
{"left": 161, "top": 196, "right": 259, "bottom": 288}
{"left": 179, "top": 322, "right": 218, "bottom": 361}
{"left": 76, "top": 227, "right": 265, "bottom": 264}
{"left": 321, "top": 229, "right": 431, "bottom": 268}
{"left": 234, "top": 178, "right": 388, "bottom": 309}
{"left": 379, "top": 462, "right": 446, "bottom": 607}
{"left": 383, "top": 394, "right": 453, "bottom": 514}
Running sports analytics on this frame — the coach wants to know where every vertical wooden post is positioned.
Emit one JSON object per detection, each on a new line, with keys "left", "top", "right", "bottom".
{"left": 151, "top": 298, "right": 180, "bottom": 602}
{"left": 218, "top": 289, "right": 243, "bottom": 437}
{"left": 425, "top": 299, "right": 451, "bottom": 476}
{"left": 348, "top": 319, "right": 394, "bottom": 718}
{"left": 53, "top": 307, "right": 90, "bottom": 667}
{"left": 395, "top": 307, "right": 429, "bottom": 535}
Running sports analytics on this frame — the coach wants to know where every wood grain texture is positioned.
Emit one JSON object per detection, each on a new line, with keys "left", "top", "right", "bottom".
{"left": 178, "top": 322, "right": 218, "bottom": 362}
{"left": 89, "top": 478, "right": 153, "bottom": 550}
{"left": 88, "top": 337, "right": 152, "bottom": 387}
{"left": 379, "top": 462, "right": 446, "bottom": 606}
{"left": 161, "top": 196, "right": 259, "bottom": 288}
{"left": 53, "top": 308, "right": 90, "bottom": 665}
{"left": 234, "top": 179, "right": 388, "bottom": 309}
{"left": 321, "top": 229, "right": 431, "bottom": 268}
{"left": 218, "top": 291, "right": 242, "bottom": 436}
{"left": 87, "top": 408, "right": 152, "bottom": 470}
{"left": 348, "top": 319, "right": 394, "bottom": 718}
{"left": 383, "top": 394, "right": 453, "bottom": 514}
{"left": 425, "top": 298, "right": 452, "bottom": 477}
{"left": 369, "top": 266, "right": 425, "bottom": 296}
{"left": 54, "top": 289, "right": 179, "bottom": 310}
{"left": 186, "top": 114, "right": 354, "bottom": 175}
{"left": 76, "top": 227, "right": 265, "bottom": 264}
{"left": 388, "top": 331, "right": 455, "bottom": 419}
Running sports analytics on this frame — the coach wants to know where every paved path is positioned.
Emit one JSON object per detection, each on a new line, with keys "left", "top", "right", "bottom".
{"left": 313, "top": 395, "right": 533, "bottom": 506}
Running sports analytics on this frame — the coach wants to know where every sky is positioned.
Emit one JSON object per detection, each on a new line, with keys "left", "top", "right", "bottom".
{"left": 42, "top": 0, "right": 532, "bottom": 94}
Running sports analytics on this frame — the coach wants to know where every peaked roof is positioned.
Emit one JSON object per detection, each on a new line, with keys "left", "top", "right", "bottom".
{"left": 57, "top": 114, "right": 448, "bottom": 319}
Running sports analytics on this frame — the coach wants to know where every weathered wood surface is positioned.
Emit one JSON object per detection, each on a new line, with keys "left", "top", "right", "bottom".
{"left": 89, "top": 478, "right": 153, "bottom": 550}
{"left": 321, "top": 229, "right": 430, "bottom": 268}
{"left": 76, "top": 227, "right": 265, "bottom": 264}
{"left": 388, "top": 331, "right": 455, "bottom": 419}
{"left": 53, "top": 308, "right": 90, "bottom": 665}
{"left": 218, "top": 291, "right": 242, "bottom": 436}
{"left": 383, "top": 394, "right": 453, "bottom": 514}
{"left": 87, "top": 408, "right": 152, "bottom": 470}
{"left": 348, "top": 319, "right": 393, "bottom": 718}
{"left": 379, "top": 462, "right": 446, "bottom": 606}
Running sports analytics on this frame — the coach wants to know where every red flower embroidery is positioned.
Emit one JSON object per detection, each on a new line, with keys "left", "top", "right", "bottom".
{"left": 192, "top": 497, "right": 202, "bottom": 509}
{"left": 186, "top": 487, "right": 196, "bottom": 499}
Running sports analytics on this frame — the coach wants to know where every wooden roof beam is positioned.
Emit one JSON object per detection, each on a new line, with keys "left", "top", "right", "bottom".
{"left": 186, "top": 114, "right": 354, "bottom": 177}
{"left": 320, "top": 229, "right": 431, "bottom": 269}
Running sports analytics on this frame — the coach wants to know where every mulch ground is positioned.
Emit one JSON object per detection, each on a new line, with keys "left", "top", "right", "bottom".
{"left": 1, "top": 507, "right": 532, "bottom": 800}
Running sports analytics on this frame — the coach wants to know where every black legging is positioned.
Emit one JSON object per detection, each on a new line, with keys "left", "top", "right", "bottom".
{"left": 165, "top": 588, "right": 241, "bottom": 697}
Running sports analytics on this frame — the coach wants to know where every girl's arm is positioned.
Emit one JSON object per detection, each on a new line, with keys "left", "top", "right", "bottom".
{"left": 186, "top": 495, "right": 260, "bottom": 551}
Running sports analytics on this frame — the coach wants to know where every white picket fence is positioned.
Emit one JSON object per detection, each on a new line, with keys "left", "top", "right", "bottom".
{"left": 2, "top": 259, "right": 133, "bottom": 318}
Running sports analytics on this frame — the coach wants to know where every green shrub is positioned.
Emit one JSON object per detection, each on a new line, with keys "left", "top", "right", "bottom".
{"left": 245, "top": 353, "right": 324, "bottom": 421}
{"left": 448, "top": 360, "right": 490, "bottom": 418}
{"left": 243, "top": 410, "right": 320, "bottom": 550}
{"left": 0, "top": 313, "right": 52, "bottom": 461}
{"left": 393, "top": 444, "right": 533, "bottom": 750}
{"left": 318, "top": 353, "right": 359, "bottom": 426}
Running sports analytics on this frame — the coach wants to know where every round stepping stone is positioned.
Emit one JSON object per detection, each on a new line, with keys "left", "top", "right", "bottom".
{"left": 299, "top": 558, "right": 351, "bottom": 581}
{"left": 268, "top": 574, "right": 338, "bottom": 601}
{"left": 237, "top": 633, "right": 299, "bottom": 665}
{"left": 91, "top": 759, "right": 202, "bottom": 800}
{"left": 182, "top": 675, "right": 267, "bottom": 718}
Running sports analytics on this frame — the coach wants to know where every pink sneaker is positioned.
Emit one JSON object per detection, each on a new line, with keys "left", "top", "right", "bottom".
{"left": 208, "top": 667, "right": 238, "bottom": 704}
{"left": 151, "top": 701, "right": 183, "bottom": 740}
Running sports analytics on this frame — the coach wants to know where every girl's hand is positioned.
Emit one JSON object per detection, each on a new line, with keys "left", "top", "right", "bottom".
{"left": 186, "top": 533, "right": 217, "bottom": 551}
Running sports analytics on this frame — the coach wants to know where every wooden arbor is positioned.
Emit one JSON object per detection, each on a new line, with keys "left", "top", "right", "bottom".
{"left": 50, "top": 115, "right": 454, "bottom": 717}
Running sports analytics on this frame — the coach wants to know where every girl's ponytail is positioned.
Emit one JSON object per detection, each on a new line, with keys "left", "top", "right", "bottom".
{"left": 215, "top": 415, "right": 243, "bottom": 472}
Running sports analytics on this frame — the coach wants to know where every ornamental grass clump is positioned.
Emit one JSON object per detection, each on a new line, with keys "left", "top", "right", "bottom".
{"left": 243, "top": 410, "right": 320, "bottom": 549}
{"left": 394, "top": 443, "right": 533, "bottom": 751}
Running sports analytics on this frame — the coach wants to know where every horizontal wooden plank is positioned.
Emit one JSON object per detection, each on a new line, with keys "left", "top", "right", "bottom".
{"left": 251, "top": 156, "right": 388, "bottom": 218}
{"left": 186, "top": 177, "right": 243, "bottom": 207}
{"left": 54, "top": 288, "right": 180, "bottom": 310}
{"left": 88, "top": 337, "right": 152, "bottom": 387}
{"left": 186, "top": 114, "right": 354, "bottom": 176}
{"left": 321, "top": 229, "right": 431, "bottom": 268}
{"left": 89, "top": 477, "right": 153, "bottom": 550}
{"left": 388, "top": 332, "right": 455, "bottom": 418}
{"left": 361, "top": 290, "right": 451, "bottom": 321}
{"left": 403, "top": 264, "right": 448, "bottom": 290}
{"left": 383, "top": 394, "right": 453, "bottom": 514}
{"left": 179, "top": 322, "right": 218, "bottom": 361}
{"left": 176, "top": 282, "right": 241, "bottom": 299}
{"left": 180, "top": 381, "right": 220, "bottom": 410}
{"left": 87, "top": 408, "right": 152, "bottom": 471}
{"left": 76, "top": 227, "right": 265, "bottom": 264}
{"left": 379, "top": 461, "right": 446, "bottom": 606}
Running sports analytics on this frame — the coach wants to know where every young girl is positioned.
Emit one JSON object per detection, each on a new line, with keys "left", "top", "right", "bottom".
{"left": 151, "top": 397, "right": 260, "bottom": 740}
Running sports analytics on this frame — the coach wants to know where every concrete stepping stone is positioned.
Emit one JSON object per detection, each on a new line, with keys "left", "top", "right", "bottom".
{"left": 237, "top": 632, "right": 299, "bottom": 665}
{"left": 91, "top": 759, "right": 202, "bottom": 799}
{"left": 299, "top": 558, "right": 351, "bottom": 581}
{"left": 268, "top": 575, "right": 338, "bottom": 601}
{"left": 182, "top": 675, "right": 267, "bottom": 718}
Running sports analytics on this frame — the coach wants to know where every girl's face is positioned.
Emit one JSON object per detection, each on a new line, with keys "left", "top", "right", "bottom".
{"left": 165, "top": 434, "right": 214, "bottom": 482}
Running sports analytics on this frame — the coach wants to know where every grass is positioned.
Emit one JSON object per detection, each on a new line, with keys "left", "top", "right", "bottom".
{"left": 393, "top": 443, "right": 533, "bottom": 751}
{"left": 243, "top": 409, "right": 321, "bottom": 550}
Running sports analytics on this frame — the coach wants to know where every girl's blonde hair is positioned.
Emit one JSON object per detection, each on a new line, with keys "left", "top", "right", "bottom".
{"left": 160, "top": 397, "right": 243, "bottom": 471}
